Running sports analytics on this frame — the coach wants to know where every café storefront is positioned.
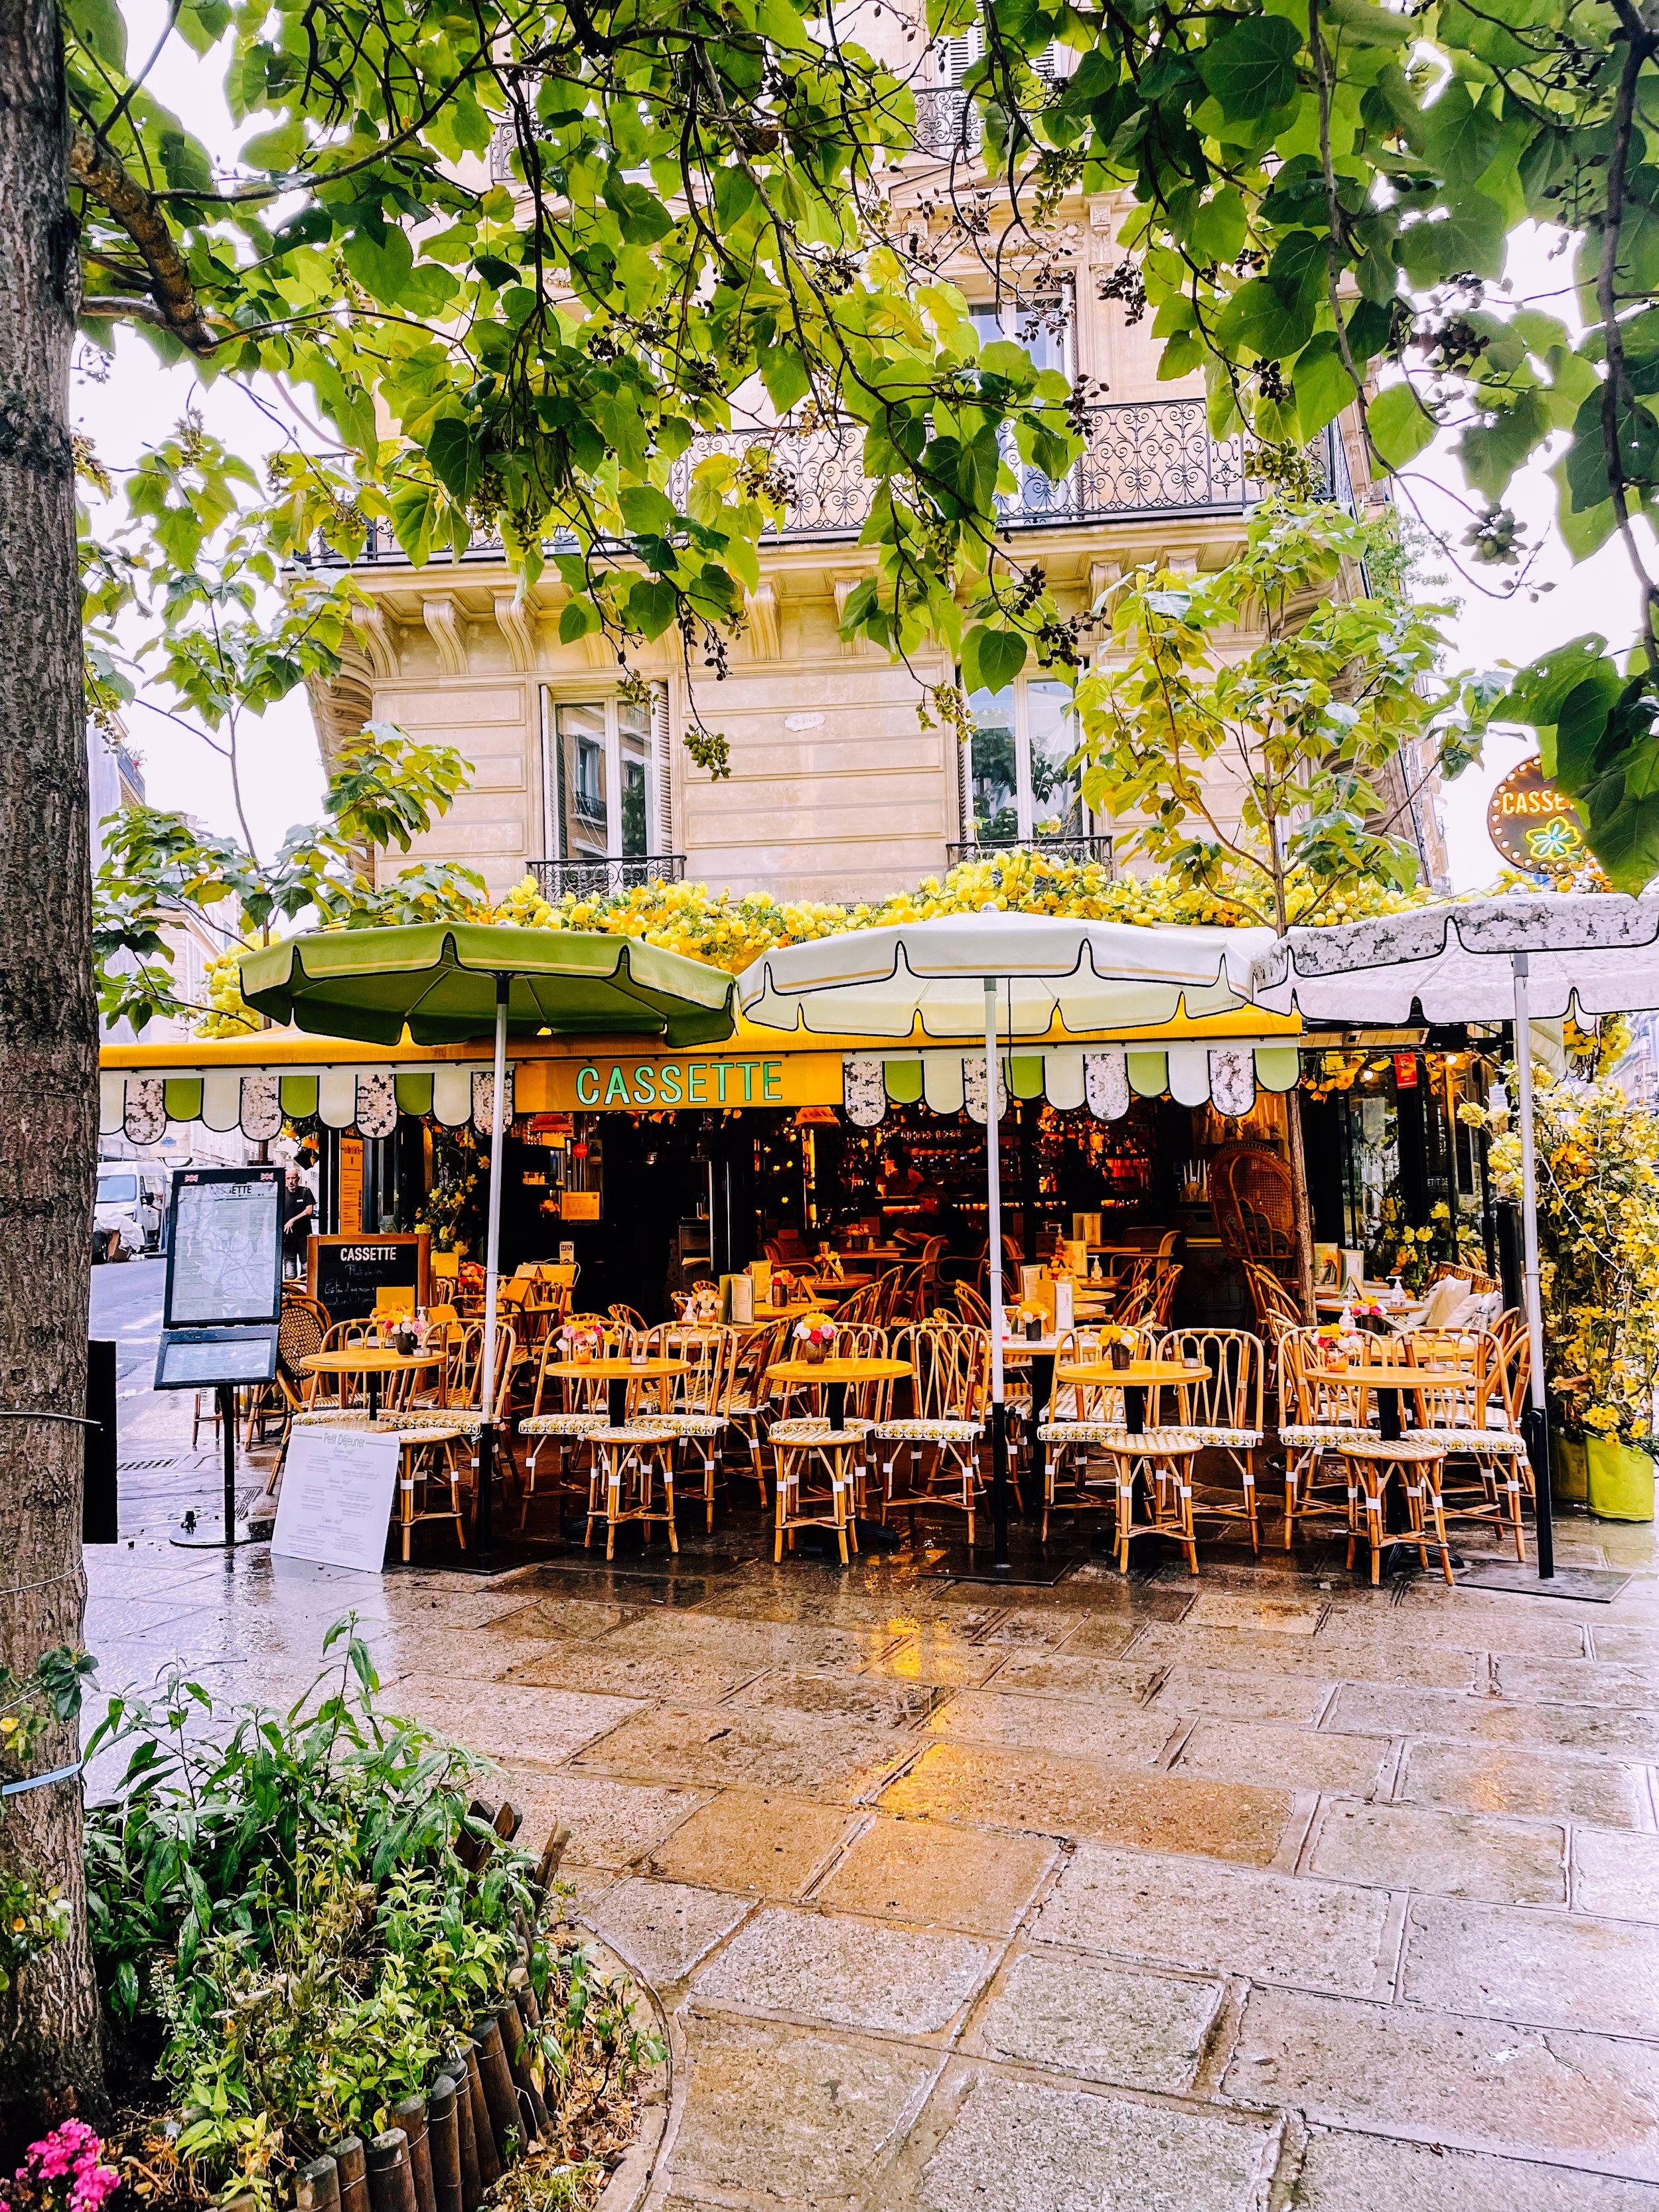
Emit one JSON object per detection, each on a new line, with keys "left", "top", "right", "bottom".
{"left": 98, "top": 1008, "right": 1502, "bottom": 1319}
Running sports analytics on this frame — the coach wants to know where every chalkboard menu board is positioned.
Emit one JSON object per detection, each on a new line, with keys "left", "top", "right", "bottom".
{"left": 308, "top": 1232, "right": 431, "bottom": 1321}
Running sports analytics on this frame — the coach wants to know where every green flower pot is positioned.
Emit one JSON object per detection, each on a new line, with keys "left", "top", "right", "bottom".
{"left": 1585, "top": 1437, "right": 1656, "bottom": 1522}
{"left": 1550, "top": 1425, "right": 1587, "bottom": 1505}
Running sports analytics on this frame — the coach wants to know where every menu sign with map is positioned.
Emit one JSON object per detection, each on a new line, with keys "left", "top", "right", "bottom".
{"left": 163, "top": 1167, "right": 283, "bottom": 1330}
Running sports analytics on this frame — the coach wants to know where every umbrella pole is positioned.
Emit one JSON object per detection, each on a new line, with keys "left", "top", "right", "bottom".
{"left": 985, "top": 980, "right": 1010, "bottom": 1570}
{"left": 1511, "top": 956, "right": 1555, "bottom": 1581}
{"left": 476, "top": 976, "right": 509, "bottom": 1563}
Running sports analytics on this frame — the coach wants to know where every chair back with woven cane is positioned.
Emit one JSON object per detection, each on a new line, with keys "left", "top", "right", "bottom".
{"left": 1050, "top": 1329, "right": 1140, "bottom": 1423}
{"left": 1213, "top": 1146, "right": 1299, "bottom": 1271}
{"left": 1429, "top": 1258, "right": 1502, "bottom": 1297}
{"left": 952, "top": 1280, "right": 991, "bottom": 1329}
{"left": 891, "top": 1262, "right": 930, "bottom": 1323}
{"left": 307, "top": 1319, "right": 378, "bottom": 1408}
{"left": 1153, "top": 1329, "right": 1263, "bottom": 1434}
{"left": 529, "top": 1329, "right": 609, "bottom": 1420}
{"left": 641, "top": 1323, "right": 723, "bottom": 1416}
{"left": 275, "top": 1297, "right": 328, "bottom": 1410}
{"left": 609, "top": 1303, "right": 648, "bottom": 1332}
{"left": 727, "top": 1317, "right": 790, "bottom": 1415}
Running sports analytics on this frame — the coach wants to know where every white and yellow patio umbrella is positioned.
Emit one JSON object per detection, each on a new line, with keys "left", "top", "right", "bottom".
{"left": 1250, "top": 888, "right": 1659, "bottom": 1583}
{"left": 739, "top": 911, "right": 1275, "bottom": 1569}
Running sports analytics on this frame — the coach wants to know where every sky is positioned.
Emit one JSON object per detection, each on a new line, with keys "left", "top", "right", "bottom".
{"left": 77, "top": 7, "right": 1647, "bottom": 892}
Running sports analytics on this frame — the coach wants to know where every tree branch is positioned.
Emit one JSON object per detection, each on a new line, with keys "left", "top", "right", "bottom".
{"left": 68, "top": 129, "right": 217, "bottom": 354}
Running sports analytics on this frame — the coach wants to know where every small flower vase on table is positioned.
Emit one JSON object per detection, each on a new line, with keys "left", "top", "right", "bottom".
{"left": 1109, "top": 1341, "right": 1131, "bottom": 1372}
{"left": 802, "top": 1340, "right": 826, "bottom": 1366}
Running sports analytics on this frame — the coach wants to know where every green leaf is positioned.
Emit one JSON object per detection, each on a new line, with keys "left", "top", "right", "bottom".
{"left": 963, "top": 625, "right": 1028, "bottom": 692}
{"left": 1214, "top": 277, "right": 1313, "bottom": 360}
{"left": 1190, "top": 188, "right": 1248, "bottom": 266}
{"left": 619, "top": 484, "right": 679, "bottom": 537}
{"left": 1292, "top": 333, "right": 1354, "bottom": 439}
{"left": 342, "top": 224, "right": 415, "bottom": 305}
{"left": 1396, "top": 193, "right": 1508, "bottom": 284}
{"left": 758, "top": 344, "right": 811, "bottom": 414}
{"left": 1422, "top": 81, "right": 1501, "bottom": 185}
{"left": 627, "top": 576, "right": 678, "bottom": 639}
{"left": 603, "top": 175, "right": 674, "bottom": 246}
{"left": 66, "top": 0, "right": 126, "bottom": 67}
{"left": 425, "top": 419, "right": 482, "bottom": 504}
{"left": 1366, "top": 380, "right": 1439, "bottom": 468}
{"left": 1195, "top": 16, "right": 1302, "bottom": 121}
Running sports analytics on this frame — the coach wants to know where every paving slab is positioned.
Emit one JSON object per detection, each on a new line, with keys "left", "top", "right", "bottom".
{"left": 1226, "top": 1984, "right": 1659, "bottom": 2176}
{"left": 920, "top": 2071, "right": 1277, "bottom": 2212}
{"left": 814, "top": 1817, "right": 1054, "bottom": 1935}
{"left": 506, "top": 1648, "right": 756, "bottom": 1702}
{"left": 644, "top": 1788, "right": 859, "bottom": 1897}
{"left": 1399, "top": 1739, "right": 1655, "bottom": 1829}
{"left": 572, "top": 1702, "right": 913, "bottom": 1801}
{"left": 881, "top": 1742, "right": 1293, "bottom": 1864}
{"left": 492, "top": 1770, "right": 709, "bottom": 1868}
{"left": 1291, "top": 2126, "right": 1659, "bottom": 2209}
{"left": 585, "top": 1876, "right": 752, "bottom": 1984}
{"left": 972, "top": 1947, "right": 1222, "bottom": 2092}
{"left": 857, "top": 1630, "right": 1007, "bottom": 1688}
{"left": 922, "top": 1690, "right": 1177, "bottom": 1764}
{"left": 1152, "top": 1664, "right": 1332, "bottom": 1724}
{"left": 669, "top": 2014, "right": 940, "bottom": 2201}
{"left": 1184, "top": 1590, "right": 1326, "bottom": 1635}
{"left": 725, "top": 1667, "right": 942, "bottom": 1725}
{"left": 1172, "top": 1716, "right": 1389, "bottom": 1795}
{"left": 602, "top": 1611, "right": 891, "bottom": 1674}
{"left": 1401, "top": 1895, "right": 1659, "bottom": 2038}
{"left": 382, "top": 1676, "right": 642, "bottom": 1763}
{"left": 1595, "top": 1627, "right": 1659, "bottom": 1665}
{"left": 1033, "top": 1842, "right": 1392, "bottom": 1997}
{"left": 1498, "top": 1657, "right": 1659, "bottom": 1710}
{"left": 1309, "top": 1799, "right": 1567, "bottom": 1905}
{"left": 1056, "top": 1615, "right": 1151, "bottom": 1658}
{"left": 983, "top": 1650, "right": 1165, "bottom": 1704}
{"left": 1328, "top": 1682, "right": 1659, "bottom": 1759}
{"left": 1575, "top": 1828, "right": 1659, "bottom": 1923}
{"left": 1127, "top": 1621, "right": 1483, "bottom": 1691}
{"left": 692, "top": 1905, "right": 992, "bottom": 2034}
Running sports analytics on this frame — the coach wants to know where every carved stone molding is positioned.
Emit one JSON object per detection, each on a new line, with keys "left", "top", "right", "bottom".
{"left": 493, "top": 591, "right": 539, "bottom": 673}
{"left": 745, "top": 582, "right": 781, "bottom": 662}
{"left": 356, "top": 603, "right": 399, "bottom": 678}
{"left": 422, "top": 594, "right": 469, "bottom": 676}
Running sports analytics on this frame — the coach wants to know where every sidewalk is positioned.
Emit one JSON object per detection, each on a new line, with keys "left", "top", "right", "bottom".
{"left": 84, "top": 1459, "right": 1659, "bottom": 2211}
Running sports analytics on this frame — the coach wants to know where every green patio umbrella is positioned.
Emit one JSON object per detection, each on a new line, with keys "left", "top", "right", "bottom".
{"left": 242, "top": 922, "right": 737, "bottom": 1557}
{"left": 240, "top": 921, "right": 737, "bottom": 1047}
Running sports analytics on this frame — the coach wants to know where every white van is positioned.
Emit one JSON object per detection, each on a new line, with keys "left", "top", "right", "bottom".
{"left": 93, "top": 1164, "right": 170, "bottom": 1261}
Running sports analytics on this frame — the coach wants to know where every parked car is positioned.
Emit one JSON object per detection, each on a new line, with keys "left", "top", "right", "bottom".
{"left": 93, "top": 1163, "right": 170, "bottom": 1261}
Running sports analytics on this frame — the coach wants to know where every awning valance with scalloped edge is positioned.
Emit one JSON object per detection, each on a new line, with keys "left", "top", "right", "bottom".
{"left": 100, "top": 1037, "right": 1301, "bottom": 1140}
{"left": 839, "top": 1044, "right": 1302, "bottom": 1126}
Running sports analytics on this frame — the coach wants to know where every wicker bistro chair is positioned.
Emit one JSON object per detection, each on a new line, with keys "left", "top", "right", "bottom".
{"left": 392, "top": 1322, "right": 522, "bottom": 1526}
{"left": 1035, "top": 1331, "right": 1141, "bottom": 1542}
{"left": 585, "top": 1424, "right": 680, "bottom": 1558}
{"left": 287, "top": 1408, "right": 469, "bottom": 1560}
{"left": 1337, "top": 1432, "right": 1454, "bottom": 1585}
{"left": 1153, "top": 1329, "right": 1267, "bottom": 1552}
{"left": 1114, "top": 1261, "right": 1182, "bottom": 1332}
{"left": 642, "top": 1325, "right": 732, "bottom": 1534}
{"left": 770, "top": 1331, "right": 898, "bottom": 1568}
{"left": 516, "top": 1331, "right": 610, "bottom": 1530}
{"left": 876, "top": 1323, "right": 990, "bottom": 1544}
{"left": 1404, "top": 1329, "right": 1530, "bottom": 1562}
{"left": 1277, "top": 1327, "right": 1380, "bottom": 1550}
{"left": 721, "top": 1317, "right": 795, "bottom": 1507}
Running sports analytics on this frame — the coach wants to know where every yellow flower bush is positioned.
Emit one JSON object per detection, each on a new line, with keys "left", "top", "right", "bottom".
{"left": 485, "top": 853, "right": 1425, "bottom": 979}
{"left": 197, "top": 950, "right": 260, "bottom": 1038}
{"left": 1471, "top": 1072, "right": 1659, "bottom": 1447}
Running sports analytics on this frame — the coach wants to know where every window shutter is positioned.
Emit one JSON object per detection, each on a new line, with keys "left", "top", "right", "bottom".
{"left": 652, "top": 683, "right": 673, "bottom": 854}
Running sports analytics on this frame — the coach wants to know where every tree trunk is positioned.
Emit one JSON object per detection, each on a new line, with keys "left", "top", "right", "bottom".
{"left": 0, "top": 0, "right": 105, "bottom": 2150}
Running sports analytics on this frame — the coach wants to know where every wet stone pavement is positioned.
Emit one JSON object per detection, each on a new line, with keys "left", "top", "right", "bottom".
{"left": 90, "top": 1427, "right": 1659, "bottom": 2211}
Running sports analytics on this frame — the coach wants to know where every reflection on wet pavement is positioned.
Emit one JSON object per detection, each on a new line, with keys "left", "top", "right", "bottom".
{"left": 86, "top": 1465, "right": 1659, "bottom": 2210}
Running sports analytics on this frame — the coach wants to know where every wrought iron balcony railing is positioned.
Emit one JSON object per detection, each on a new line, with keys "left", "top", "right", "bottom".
{"left": 912, "top": 88, "right": 984, "bottom": 158}
{"left": 530, "top": 853, "right": 685, "bottom": 899}
{"left": 946, "top": 835, "right": 1115, "bottom": 873}
{"left": 317, "top": 406, "right": 1343, "bottom": 567}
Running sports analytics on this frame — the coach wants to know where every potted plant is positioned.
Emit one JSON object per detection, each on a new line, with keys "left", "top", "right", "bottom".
{"left": 794, "top": 1313, "right": 837, "bottom": 1364}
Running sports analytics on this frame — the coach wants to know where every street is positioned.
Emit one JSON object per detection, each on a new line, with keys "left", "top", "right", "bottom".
{"left": 90, "top": 1252, "right": 167, "bottom": 1402}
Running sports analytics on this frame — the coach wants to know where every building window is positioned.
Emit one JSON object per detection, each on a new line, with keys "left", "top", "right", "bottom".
{"left": 542, "top": 692, "right": 666, "bottom": 859}
{"left": 968, "top": 676, "right": 1090, "bottom": 845}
